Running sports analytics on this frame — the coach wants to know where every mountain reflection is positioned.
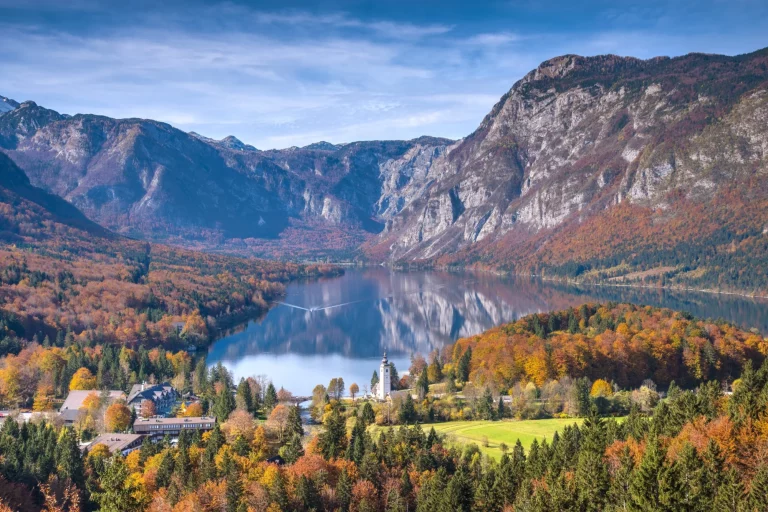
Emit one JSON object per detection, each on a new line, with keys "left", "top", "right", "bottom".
{"left": 207, "top": 268, "right": 768, "bottom": 366}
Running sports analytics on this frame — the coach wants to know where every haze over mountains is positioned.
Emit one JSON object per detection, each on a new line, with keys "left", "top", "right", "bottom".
{"left": 2, "top": 47, "right": 768, "bottom": 293}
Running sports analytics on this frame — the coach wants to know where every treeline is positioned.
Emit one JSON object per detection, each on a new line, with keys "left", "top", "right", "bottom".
{"left": 3, "top": 356, "right": 768, "bottom": 511}
{"left": 526, "top": 191, "right": 768, "bottom": 294}
{"left": 0, "top": 169, "right": 341, "bottom": 348}
{"left": 451, "top": 303, "right": 766, "bottom": 392}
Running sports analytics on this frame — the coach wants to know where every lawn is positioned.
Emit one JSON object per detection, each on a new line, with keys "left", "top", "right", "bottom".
{"left": 415, "top": 418, "right": 584, "bottom": 459}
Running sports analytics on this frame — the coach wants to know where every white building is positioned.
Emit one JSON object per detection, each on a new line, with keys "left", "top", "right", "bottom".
{"left": 377, "top": 352, "right": 391, "bottom": 400}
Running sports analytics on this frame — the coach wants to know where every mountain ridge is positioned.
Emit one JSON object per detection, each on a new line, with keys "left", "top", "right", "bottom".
{"left": 2, "top": 46, "right": 768, "bottom": 292}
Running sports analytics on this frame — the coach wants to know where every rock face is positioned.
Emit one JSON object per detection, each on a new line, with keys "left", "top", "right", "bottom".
{"left": 369, "top": 49, "right": 768, "bottom": 291}
{"left": 2, "top": 47, "right": 768, "bottom": 292}
{"left": 0, "top": 100, "right": 451, "bottom": 257}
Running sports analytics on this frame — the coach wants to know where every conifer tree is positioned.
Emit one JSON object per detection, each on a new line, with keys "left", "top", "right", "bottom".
{"left": 442, "top": 467, "right": 473, "bottom": 512}
{"left": 607, "top": 445, "right": 634, "bottom": 511}
{"left": 457, "top": 347, "right": 472, "bottom": 383}
{"left": 400, "top": 469, "right": 414, "bottom": 511}
{"left": 728, "top": 361, "right": 764, "bottom": 425}
{"left": 287, "top": 403, "right": 304, "bottom": 438}
{"left": 264, "top": 382, "right": 278, "bottom": 412}
{"left": 361, "top": 401, "right": 376, "bottom": 425}
{"left": 213, "top": 384, "right": 235, "bottom": 421}
{"left": 296, "top": 475, "right": 320, "bottom": 511}
{"left": 747, "top": 464, "right": 768, "bottom": 511}
{"left": 155, "top": 451, "right": 174, "bottom": 489}
{"left": 713, "top": 468, "right": 746, "bottom": 511}
{"left": 223, "top": 452, "right": 242, "bottom": 512}
{"left": 282, "top": 432, "right": 304, "bottom": 464}
{"left": 400, "top": 393, "right": 417, "bottom": 424}
{"left": 55, "top": 428, "right": 85, "bottom": 488}
{"left": 337, "top": 467, "right": 353, "bottom": 512}
{"left": 629, "top": 435, "right": 664, "bottom": 511}
{"left": 319, "top": 405, "right": 348, "bottom": 459}
{"left": 93, "top": 454, "right": 142, "bottom": 512}
{"left": 236, "top": 378, "right": 252, "bottom": 411}
{"left": 575, "top": 408, "right": 608, "bottom": 511}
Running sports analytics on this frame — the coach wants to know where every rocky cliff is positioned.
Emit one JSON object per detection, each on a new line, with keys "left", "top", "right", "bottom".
{"left": 368, "top": 49, "right": 768, "bottom": 292}
{"left": 3, "top": 47, "right": 768, "bottom": 292}
{"left": 0, "top": 100, "right": 451, "bottom": 258}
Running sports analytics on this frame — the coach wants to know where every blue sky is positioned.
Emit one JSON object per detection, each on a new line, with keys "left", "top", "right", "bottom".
{"left": 1, "top": 0, "right": 767, "bottom": 149}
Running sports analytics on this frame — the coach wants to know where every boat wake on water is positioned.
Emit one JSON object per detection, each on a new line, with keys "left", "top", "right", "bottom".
{"left": 277, "top": 285, "right": 446, "bottom": 313}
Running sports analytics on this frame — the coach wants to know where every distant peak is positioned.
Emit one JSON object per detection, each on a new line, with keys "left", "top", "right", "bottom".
{"left": 189, "top": 131, "right": 258, "bottom": 151}
{"left": 303, "top": 141, "right": 339, "bottom": 151}
{"left": 0, "top": 96, "right": 19, "bottom": 115}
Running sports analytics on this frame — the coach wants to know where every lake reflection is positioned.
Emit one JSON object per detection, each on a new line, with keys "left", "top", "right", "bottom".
{"left": 207, "top": 268, "right": 768, "bottom": 394}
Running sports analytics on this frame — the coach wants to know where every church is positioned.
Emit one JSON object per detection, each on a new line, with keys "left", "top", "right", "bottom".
{"left": 377, "top": 352, "right": 392, "bottom": 400}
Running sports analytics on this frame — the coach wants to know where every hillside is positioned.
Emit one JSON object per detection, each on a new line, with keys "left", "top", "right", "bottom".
{"left": 0, "top": 100, "right": 450, "bottom": 259}
{"left": 2, "top": 48, "right": 768, "bottom": 293}
{"left": 369, "top": 49, "right": 768, "bottom": 293}
{"left": 0, "top": 152, "right": 338, "bottom": 345}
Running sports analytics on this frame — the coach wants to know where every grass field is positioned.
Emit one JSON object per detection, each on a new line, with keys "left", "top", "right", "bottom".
{"left": 415, "top": 418, "right": 584, "bottom": 459}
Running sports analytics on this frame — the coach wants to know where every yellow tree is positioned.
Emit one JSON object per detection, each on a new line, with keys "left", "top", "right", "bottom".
{"left": 33, "top": 383, "right": 55, "bottom": 411}
{"left": 69, "top": 368, "right": 96, "bottom": 391}
{"left": 590, "top": 379, "right": 613, "bottom": 397}
{"left": 105, "top": 403, "right": 132, "bottom": 432}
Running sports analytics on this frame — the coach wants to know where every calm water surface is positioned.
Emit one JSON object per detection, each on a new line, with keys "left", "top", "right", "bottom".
{"left": 207, "top": 269, "right": 768, "bottom": 394}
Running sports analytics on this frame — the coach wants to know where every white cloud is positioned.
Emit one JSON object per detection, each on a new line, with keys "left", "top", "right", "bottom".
{"left": 466, "top": 32, "right": 520, "bottom": 46}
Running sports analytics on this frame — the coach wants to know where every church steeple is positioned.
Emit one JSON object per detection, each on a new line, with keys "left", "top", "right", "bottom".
{"left": 377, "top": 351, "right": 391, "bottom": 399}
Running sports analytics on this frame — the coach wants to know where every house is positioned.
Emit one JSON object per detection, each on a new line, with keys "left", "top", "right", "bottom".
{"left": 85, "top": 433, "right": 144, "bottom": 456}
{"left": 127, "top": 382, "right": 177, "bottom": 416}
{"left": 59, "top": 390, "right": 127, "bottom": 425}
{"left": 133, "top": 416, "right": 216, "bottom": 438}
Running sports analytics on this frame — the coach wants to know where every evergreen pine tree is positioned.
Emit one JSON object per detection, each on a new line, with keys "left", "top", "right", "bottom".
{"left": 55, "top": 428, "right": 85, "bottom": 487}
{"left": 283, "top": 432, "right": 305, "bottom": 464}
{"left": 223, "top": 452, "right": 242, "bottom": 512}
{"left": 213, "top": 384, "right": 235, "bottom": 421}
{"left": 607, "top": 445, "right": 634, "bottom": 511}
{"left": 93, "top": 454, "right": 142, "bottom": 512}
{"left": 287, "top": 403, "right": 304, "bottom": 437}
{"left": 400, "top": 469, "right": 414, "bottom": 511}
{"left": 575, "top": 408, "right": 609, "bottom": 511}
{"left": 629, "top": 435, "right": 664, "bottom": 511}
{"left": 713, "top": 468, "right": 746, "bottom": 511}
{"left": 361, "top": 401, "right": 376, "bottom": 425}
{"left": 264, "top": 382, "right": 278, "bottom": 412}
{"left": 399, "top": 393, "right": 417, "bottom": 424}
{"left": 155, "top": 451, "right": 175, "bottom": 489}
{"left": 236, "top": 378, "right": 252, "bottom": 411}
{"left": 457, "top": 347, "right": 472, "bottom": 383}
{"left": 747, "top": 464, "right": 768, "bottom": 511}
{"left": 700, "top": 439, "right": 725, "bottom": 504}
{"left": 296, "top": 475, "right": 320, "bottom": 511}
{"left": 337, "top": 467, "right": 353, "bottom": 512}
{"left": 417, "top": 370, "right": 429, "bottom": 400}
{"left": 319, "top": 405, "right": 348, "bottom": 459}
{"left": 442, "top": 467, "right": 473, "bottom": 512}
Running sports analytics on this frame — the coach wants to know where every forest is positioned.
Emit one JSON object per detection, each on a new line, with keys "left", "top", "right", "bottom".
{"left": 0, "top": 152, "right": 340, "bottom": 349}
{"left": 1, "top": 304, "right": 767, "bottom": 511}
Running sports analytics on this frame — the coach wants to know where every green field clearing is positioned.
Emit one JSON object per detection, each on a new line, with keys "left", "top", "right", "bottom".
{"left": 415, "top": 418, "right": 584, "bottom": 459}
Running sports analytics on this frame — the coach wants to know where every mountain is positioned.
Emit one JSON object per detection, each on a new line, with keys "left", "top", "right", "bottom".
{"left": 2, "top": 47, "right": 768, "bottom": 293}
{"left": 0, "top": 151, "right": 111, "bottom": 242}
{"left": 368, "top": 48, "right": 768, "bottom": 293}
{"left": 0, "top": 96, "right": 19, "bottom": 114}
{"left": 0, "top": 101, "right": 451, "bottom": 259}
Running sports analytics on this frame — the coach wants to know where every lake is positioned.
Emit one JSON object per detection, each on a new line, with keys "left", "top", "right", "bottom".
{"left": 206, "top": 268, "right": 768, "bottom": 395}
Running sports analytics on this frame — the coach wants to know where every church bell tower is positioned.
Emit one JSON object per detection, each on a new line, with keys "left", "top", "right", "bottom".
{"left": 378, "top": 352, "right": 391, "bottom": 399}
